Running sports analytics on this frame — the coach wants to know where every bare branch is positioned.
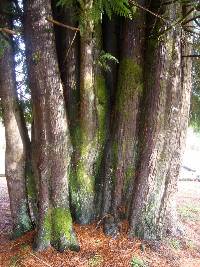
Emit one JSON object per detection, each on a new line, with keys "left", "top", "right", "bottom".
{"left": 129, "top": 0, "right": 168, "bottom": 22}
{"left": 182, "top": 15, "right": 200, "bottom": 25}
{"left": 182, "top": 55, "right": 200, "bottom": 58}
{"left": 65, "top": 31, "right": 78, "bottom": 59}
{"left": 159, "top": 7, "right": 194, "bottom": 36}
{"left": 0, "top": 27, "right": 17, "bottom": 35}
{"left": 46, "top": 17, "right": 80, "bottom": 32}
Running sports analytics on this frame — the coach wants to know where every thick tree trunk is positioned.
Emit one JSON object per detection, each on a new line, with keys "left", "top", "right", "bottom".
{"left": 71, "top": 2, "right": 107, "bottom": 224}
{"left": 94, "top": 15, "right": 120, "bottom": 216}
{"left": 102, "top": 1, "right": 146, "bottom": 236}
{"left": 24, "top": 0, "right": 79, "bottom": 252}
{"left": 52, "top": 3, "right": 81, "bottom": 219}
{"left": 0, "top": 0, "right": 32, "bottom": 238}
{"left": 52, "top": 3, "right": 80, "bottom": 137}
{"left": 71, "top": 0, "right": 96, "bottom": 224}
{"left": 129, "top": 1, "right": 192, "bottom": 239}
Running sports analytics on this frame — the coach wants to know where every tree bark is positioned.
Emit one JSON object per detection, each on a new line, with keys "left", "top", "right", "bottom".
{"left": 23, "top": 0, "right": 79, "bottom": 252}
{"left": 71, "top": 1, "right": 107, "bottom": 224}
{"left": 0, "top": 0, "right": 32, "bottom": 238}
{"left": 52, "top": 2, "right": 80, "bottom": 137}
{"left": 102, "top": 1, "right": 146, "bottom": 236}
{"left": 129, "top": 1, "right": 192, "bottom": 239}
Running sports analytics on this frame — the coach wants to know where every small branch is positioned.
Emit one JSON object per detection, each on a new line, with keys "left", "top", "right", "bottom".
{"left": 182, "top": 15, "right": 200, "bottom": 25}
{"left": 162, "top": 0, "right": 197, "bottom": 6}
{"left": 65, "top": 31, "right": 78, "bottom": 59}
{"left": 0, "top": 27, "right": 17, "bottom": 35}
{"left": 129, "top": 0, "right": 168, "bottom": 22}
{"left": 46, "top": 17, "right": 80, "bottom": 32}
{"left": 182, "top": 55, "right": 200, "bottom": 58}
{"left": 159, "top": 7, "right": 194, "bottom": 37}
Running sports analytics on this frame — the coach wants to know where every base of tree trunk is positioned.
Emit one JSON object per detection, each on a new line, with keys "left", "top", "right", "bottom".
{"left": 12, "top": 223, "right": 33, "bottom": 240}
{"left": 33, "top": 208, "right": 80, "bottom": 252}
{"left": 103, "top": 215, "right": 119, "bottom": 237}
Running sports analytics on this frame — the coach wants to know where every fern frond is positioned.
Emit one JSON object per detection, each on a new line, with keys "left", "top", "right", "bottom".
{"left": 91, "top": 0, "right": 133, "bottom": 24}
{"left": 108, "top": 0, "right": 132, "bottom": 19}
{"left": 98, "top": 50, "right": 119, "bottom": 72}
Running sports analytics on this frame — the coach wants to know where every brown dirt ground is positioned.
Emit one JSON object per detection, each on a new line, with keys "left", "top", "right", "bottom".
{"left": 0, "top": 178, "right": 200, "bottom": 267}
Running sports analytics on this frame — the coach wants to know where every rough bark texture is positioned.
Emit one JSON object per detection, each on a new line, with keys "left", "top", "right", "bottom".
{"left": 71, "top": 0, "right": 96, "bottom": 224}
{"left": 71, "top": 1, "right": 107, "bottom": 224}
{"left": 129, "top": 1, "right": 192, "bottom": 240}
{"left": 53, "top": 2, "right": 80, "bottom": 136}
{"left": 0, "top": 0, "right": 32, "bottom": 238}
{"left": 102, "top": 1, "right": 146, "bottom": 236}
{"left": 52, "top": 3, "right": 81, "bottom": 220}
{"left": 24, "top": 0, "right": 79, "bottom": 252}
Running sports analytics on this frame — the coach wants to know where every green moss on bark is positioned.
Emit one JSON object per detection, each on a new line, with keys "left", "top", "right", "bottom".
{"left": 13, "top": 201, "right": 33, "bottom": 238}
{"left": 51, "top": 207, "right": 79, "bottom": 251}
{"left": 35, "top": 208, "right": 79, "bottom": 252}
{"left": 117, "top": 58, "right": 143, "bottom": 114}
{"left": 96, "top": 75, "right": 107, "bottom": 144}
{"left": 70, "top": 74, "right": 107, "bottom": 224}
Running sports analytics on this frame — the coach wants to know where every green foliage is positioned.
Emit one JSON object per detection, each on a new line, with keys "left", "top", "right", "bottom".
{"left": 190, "top": 35, "right": 200, "bottom": 132}
{"left": 130, "top": 257, "right": 147, "bottom": 267}
{"left": 88, "top": 254, "right": 104, "bottom": 267}
{"left": 57, "top": 0, "right": 133, "bottom": 26}
{"left": 169, "top": 238, "right": 181, "bottom": 250}
{"left": 92, "top": 0, "right": 134, "bottom": 23}
{"left": 19, "top": 97, "right": 32, "bottom": 124}
{"left": 186, "top": 239, "right": 196, "bottom": 250}
{"left": 9, "top": 254, "right": 21, "bottom": 267}
{"left": 97, "top": 50, "right": 119, "bottom": 72}
{"left": 178, "top": 204, "right": 200, "bottom": 221}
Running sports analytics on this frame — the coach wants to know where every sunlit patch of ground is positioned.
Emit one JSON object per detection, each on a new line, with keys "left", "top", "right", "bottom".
{"left": 0, "top": 178, "right": 200, "bottom": 267}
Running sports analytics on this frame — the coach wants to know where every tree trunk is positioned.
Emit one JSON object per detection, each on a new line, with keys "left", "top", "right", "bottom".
{"left": 71, "top": 1, "right": 107, "bottom": 224}
{"left": 52, "top": 2, "right": 80, "bottom": 219}
{"left": 102, "top": 1, "right": 146, "bottom": 236}
{"left": 52, "top": 2, "right": 80, "bottom": 138}
{"left": 23, "top": 0, "right": 79, "bottom": 252}
{"left": 0, "top": 0, "right": 32, "bottom": 238}
{"left": 129, "top": 1, "right": 192, "bottom": 239}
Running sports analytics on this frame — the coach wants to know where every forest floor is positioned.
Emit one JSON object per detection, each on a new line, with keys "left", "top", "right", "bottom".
{"left": 0, "top": 178, "right": 200, "bottom": 267}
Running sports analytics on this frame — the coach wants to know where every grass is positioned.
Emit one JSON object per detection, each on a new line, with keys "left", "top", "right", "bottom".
{"left": 130, "top": 256, "right": 147, "bottom": 267}
{"left": 178, "top": 204, "right": 200, "bottom": 221}
{"left": 88, "top": 254, "right": 104, "bottom": 267}
{"left": 186, "top": 239, "right": 197, "bottom": 250}
{"left": 9, "top": 254, "right": 21, "bottom": 267}
{"left": 168, "top": 238, "right": 181, "bottom": 250}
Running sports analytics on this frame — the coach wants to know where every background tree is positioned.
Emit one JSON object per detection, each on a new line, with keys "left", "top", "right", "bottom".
{"left": 0, "top": 0, "right": 32, "bottom": 238}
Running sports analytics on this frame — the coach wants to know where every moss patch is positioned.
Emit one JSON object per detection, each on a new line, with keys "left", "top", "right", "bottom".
{"left": 117, "top": 58, "right": 143, "bottom": 114}
{"left": 51, "top": 208, "right": 72, "bottom": 240}
{"left": 13, "top": 202, "right": 33, "bottom": 239}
